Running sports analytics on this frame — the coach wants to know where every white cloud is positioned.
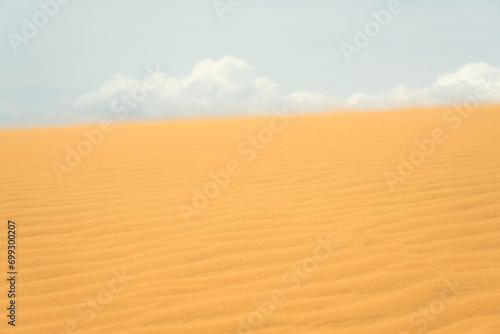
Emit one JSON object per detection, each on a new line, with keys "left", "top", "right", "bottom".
{"left": 68, "top": 59, "right": 500, "bottom": 121}
{"left": 5, "top": 60, "right": 498, "bottom": 127}
{"left": 74, "top": 74, "right": 141, "bottom": 107}
{"left": 149, "top": 56, "right": 284, "bottom": 116}
{"left": 347, "top": 62, "right": 500, "bottom": 109}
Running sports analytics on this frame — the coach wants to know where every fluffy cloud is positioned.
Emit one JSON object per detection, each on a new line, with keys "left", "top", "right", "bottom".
{"left": 74, "top": 74, "right": 140, "bottom": 107}
{"left": 6, "top": 58, "right": 499, "bottom": 127}
{"left": 71, "top": 57, "right": 286, "bottom": 120}
{"left": 71, "top": 58, "right": 500, "bottom": 120}
{"left": 147, "top": 57, "right": 285, "bottom": 117}
{"left": 346, "top": 63, "right": 500, "bottom": 109}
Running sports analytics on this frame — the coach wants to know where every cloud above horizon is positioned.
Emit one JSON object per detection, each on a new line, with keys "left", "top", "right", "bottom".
{"left": 346, "top": 62, "right": 500, "bottom": 108}
{"left": 74, "top": 57, "right": 500, "bottom": 113}
{"left": 2, "top": 57, "right": 500, "bottom": 127}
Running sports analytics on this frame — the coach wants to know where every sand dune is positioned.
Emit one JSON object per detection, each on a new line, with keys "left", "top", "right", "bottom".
{"left": 1, "top": 105, "right": 499, "bottom": 333}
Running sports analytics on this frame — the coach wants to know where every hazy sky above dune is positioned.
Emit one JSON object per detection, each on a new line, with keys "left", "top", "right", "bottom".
{"left": 1, "top": 0, "right": 500, "bottom": 126}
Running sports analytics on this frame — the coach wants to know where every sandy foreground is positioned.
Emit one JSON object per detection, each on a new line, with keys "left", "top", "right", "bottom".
{"left": 0, "top": 106, "right": 499, "bottom": 333}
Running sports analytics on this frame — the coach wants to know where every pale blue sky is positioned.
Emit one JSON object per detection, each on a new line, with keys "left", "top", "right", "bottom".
{"left": 1, "top": 0, "right": 499, "bottom": 127}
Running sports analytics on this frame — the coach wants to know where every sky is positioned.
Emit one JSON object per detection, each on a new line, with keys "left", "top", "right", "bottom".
{"left": 1, "top": 0, "right": 500, "bottom": 127}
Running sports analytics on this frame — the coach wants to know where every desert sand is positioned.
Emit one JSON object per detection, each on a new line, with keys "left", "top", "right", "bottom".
{"left": 0, "top": 105, "right": 499, "bottom": 333}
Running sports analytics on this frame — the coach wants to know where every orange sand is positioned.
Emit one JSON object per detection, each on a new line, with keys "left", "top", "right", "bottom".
{"left": 0, "top": 105, "right": 499, "bottom": 333}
